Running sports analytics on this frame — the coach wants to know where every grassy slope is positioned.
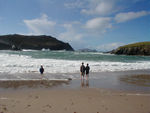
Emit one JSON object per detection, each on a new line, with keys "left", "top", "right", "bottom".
{"left": 119, "top": 42, "right": 150, "bottom": 49}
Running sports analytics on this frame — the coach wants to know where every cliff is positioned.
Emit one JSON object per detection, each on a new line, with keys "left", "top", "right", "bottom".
{"left": 110, "top": 42, "right": 150, "bottom": 56}
{"left": 0, "top": 34, "right": 74, "bottom": 51}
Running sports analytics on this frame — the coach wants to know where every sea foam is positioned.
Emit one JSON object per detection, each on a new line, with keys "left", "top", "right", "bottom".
{"left": 0, "top": 52, "right": 150, "bottom": 74}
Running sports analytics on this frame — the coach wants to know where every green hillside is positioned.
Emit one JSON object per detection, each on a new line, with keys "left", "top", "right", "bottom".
{"left": 119, "top": 42, "right": 150, "bottom": 49}
{"left": 111, "top": 41, "right": 150, "bottom": 56}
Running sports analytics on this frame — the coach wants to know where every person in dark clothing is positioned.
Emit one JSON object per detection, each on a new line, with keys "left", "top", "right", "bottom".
{"left": 85, "top": 63, "right": 90, "bottom": 80}
{"left": 39, "top": 65, "right": 44, "bottom": 74}
{"left": 80, "top": 62, "right": 85, "bottom": 80}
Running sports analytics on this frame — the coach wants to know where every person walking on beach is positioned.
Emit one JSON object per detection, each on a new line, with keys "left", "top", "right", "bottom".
{"left": 39, "top": 65, "right": 44, "bottom": 74}
{"left": 80, "top": 62, "right": 85, "bottom": 80}
{"left": 85, "top": 63, "right": 90, "bottom": 80}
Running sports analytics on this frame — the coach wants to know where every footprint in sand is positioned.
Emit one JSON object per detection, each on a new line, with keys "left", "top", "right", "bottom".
{"left": 45, "top": 104, "right": 52, "bottom": 108}
{"left": 42, "top": 109, "right": 46, "bottom": 113}
{"left": 71, "top": 102, "right": 74, "bottom": 105}
{"left": 105, "top": 107, "right": 108, "bottom": 111}
{"left": 35, "top": 96, "right": 39, "bottom": 99}
{"left": 0, "top": 105, "right": 7, "bottom": 111}
{"left": 3, "top": 107, "right": 7, "bottom": 111}
{"left": 25, "top": 104, "right": 31, "bottom": 109}
{"left": 102, "top": 105, "right": 105, "bottom": 107}
{"left": 140, "top": 104, "right": 143, "bottom": 107}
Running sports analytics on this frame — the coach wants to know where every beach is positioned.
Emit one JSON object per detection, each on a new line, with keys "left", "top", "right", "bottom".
{"left": 1, "top": 0, "right": 150, "bottom": 112}
{"left": 0, "top": 71, "right": 150, "bottom": 113}
{"left": 0, "top": 87, "right": 150, "bottom": 113}
{"left": 0, "top": 50, "right": 150, "bottom": 113}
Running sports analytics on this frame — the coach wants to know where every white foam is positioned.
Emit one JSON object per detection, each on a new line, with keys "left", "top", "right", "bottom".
{"left": 22, "top": 49, "right": 39, "bottom": 52}
{"left": 0, "top": 53, "right": 150, "bottom": 75}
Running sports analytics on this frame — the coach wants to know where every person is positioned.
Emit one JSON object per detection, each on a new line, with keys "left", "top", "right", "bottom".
{"left": 80, "top": 62, "right": 85, "bottom": 80}
{"left": 39, "top": 65, "right": 44, "bottom": 74}
{"left": 85, "top": 63, "right": 90, "bottom": 80}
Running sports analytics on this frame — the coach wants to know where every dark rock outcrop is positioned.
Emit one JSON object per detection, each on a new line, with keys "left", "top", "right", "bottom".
{"left": 110, "top": 42, "right": 150, "bottom": 56}
{"left": 77, "top": 48, "right": 97, "bottom": 52}
{"left": 0, "top": 34, "right": 74, "bottom": 51}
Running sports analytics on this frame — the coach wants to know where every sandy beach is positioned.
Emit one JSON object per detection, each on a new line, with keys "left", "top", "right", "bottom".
{"left": 0, "top": 71, "right": 150, "bottom": 113}
{"left": 0, "top": 88, "right": 150, "bottom": 113}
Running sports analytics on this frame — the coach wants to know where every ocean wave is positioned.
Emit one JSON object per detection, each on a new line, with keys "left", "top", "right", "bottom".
{"left": 22, "top": 49, "right": 39, "bottom": 52}
{"left": 0, "top": 53, "right": 150, "bottom": 74}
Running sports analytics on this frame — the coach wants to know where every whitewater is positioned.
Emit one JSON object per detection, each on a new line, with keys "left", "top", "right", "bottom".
{"left": 0, "top": 50, "right": 150, "bottom": 74}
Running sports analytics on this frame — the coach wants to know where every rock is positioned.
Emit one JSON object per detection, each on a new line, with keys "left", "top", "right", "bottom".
{"left": 77, "top": 48, "right": 97, "bottom": 52}
{"left": 0, "top": 34, "right": 74, "bottom": 51}
{"left": 110, "top": 42, "right": 150, "bottom": 56}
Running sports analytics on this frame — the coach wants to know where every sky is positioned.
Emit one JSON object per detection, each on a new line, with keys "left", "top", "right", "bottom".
{"left": 0, "top": 0, "right": 150, "bottom": 51}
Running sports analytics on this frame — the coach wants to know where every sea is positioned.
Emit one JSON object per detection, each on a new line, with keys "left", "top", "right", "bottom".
{"left": 0, "top": 50, "right": 150, "bottom": 80}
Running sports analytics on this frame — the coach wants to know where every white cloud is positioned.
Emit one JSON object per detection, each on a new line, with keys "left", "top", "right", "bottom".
{"left": 85, "top": 17, "right": 112, "bottom": 33}
{"left": 58, "top": 17, "right": 113, "bottom": 46}
{"left": 115, "top": 11, "right": 150, "bottom": 23}
{"left": 96, "top": 42, "right": 124, "bottom": 51}
{"left": 24, "top": 14, "right": 56, "bottom": 35}
{"left": 58, "top": 22, "right": 87, "bottom": 49}
{"left": 59, "top": 30, "right": 84, "bottom": 49}
{"left": 81, "top": 0, "right": 116, "bottom": 15}
{"left": 58, "top": 19, "right": 114, "bottom": 49}
{"left": 59, "top": 23, "right": 83, "bottom": 42}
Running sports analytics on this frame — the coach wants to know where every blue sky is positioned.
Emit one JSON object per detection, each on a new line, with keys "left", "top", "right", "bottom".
{"left": 0, "top": 0, "right": 150, "bottom": 51}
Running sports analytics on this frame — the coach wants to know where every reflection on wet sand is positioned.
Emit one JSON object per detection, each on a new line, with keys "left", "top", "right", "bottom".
{"left": 0, "top": 79, "right": 71, "bottom": 89}
{"left": 120, "top": 74, "right": 150, "bottom": 87}
{"left": 81, "top": 79, "right": 89, "bottom": 88}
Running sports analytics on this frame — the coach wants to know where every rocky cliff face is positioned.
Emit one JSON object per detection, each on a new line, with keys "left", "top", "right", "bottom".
{"left": 110, "top": 42, "right": 150, "bottom": 56}
{"left": 0, "top": 34, "right": 74, "bottom": 51}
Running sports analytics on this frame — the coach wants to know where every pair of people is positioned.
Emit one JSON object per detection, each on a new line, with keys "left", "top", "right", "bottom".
{"left": 80, "top": 62, "right": 90, "bottom": 80}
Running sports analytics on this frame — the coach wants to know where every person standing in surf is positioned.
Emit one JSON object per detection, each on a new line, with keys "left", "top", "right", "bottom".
{"left": 85, "top": 63, "right": 90, "bottom": 80}
{"left": 39, "top": 65, "right": 44, "bottom": 74}
{"left": 80, "top": 62, "right": 85, "bottom": 80}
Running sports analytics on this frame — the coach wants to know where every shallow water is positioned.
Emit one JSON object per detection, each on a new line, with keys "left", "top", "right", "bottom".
{"left": 1, "top": 70, "right": 150, "bottom": 93}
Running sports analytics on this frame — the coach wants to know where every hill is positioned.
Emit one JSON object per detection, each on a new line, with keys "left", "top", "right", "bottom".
{"left": 0, "top": 34, "right": 74, "bottom": 51}
{"left": 110, "top": 42, "right": 150, "bottom": 56}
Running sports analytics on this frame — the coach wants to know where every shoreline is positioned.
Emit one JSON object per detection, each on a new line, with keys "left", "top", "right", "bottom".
{"left": 0, "top": 69, "right": 150, "bottom": 92}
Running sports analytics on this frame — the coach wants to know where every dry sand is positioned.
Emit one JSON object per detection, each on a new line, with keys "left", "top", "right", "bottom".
{"left": 0, "top": 88, "right": 150, "bottom": 113}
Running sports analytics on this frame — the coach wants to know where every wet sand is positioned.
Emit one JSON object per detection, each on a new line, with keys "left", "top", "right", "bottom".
{"left": 0, "top": 70, "right": 150, "bottom": 92}
{"left": 0, "top": 79, "right": 70, "bottom": 89}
